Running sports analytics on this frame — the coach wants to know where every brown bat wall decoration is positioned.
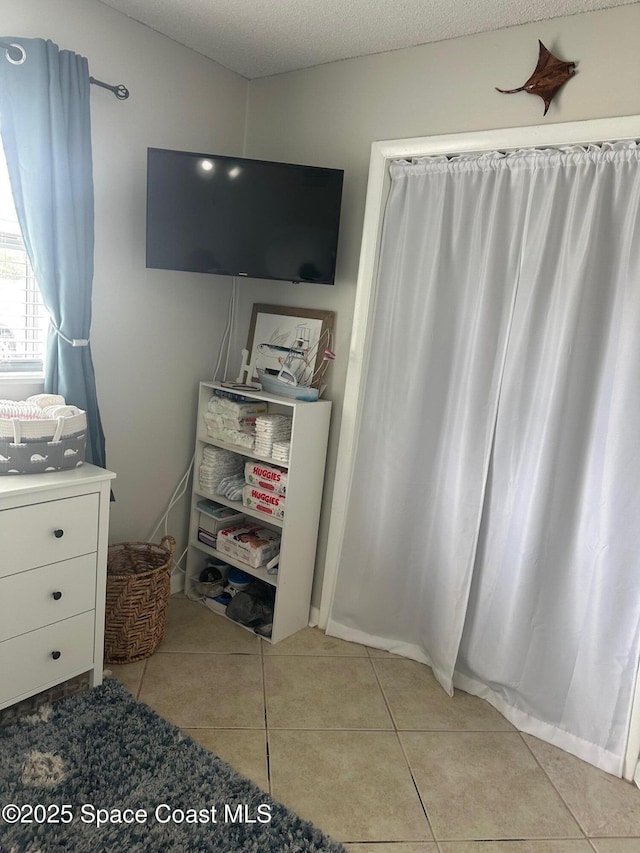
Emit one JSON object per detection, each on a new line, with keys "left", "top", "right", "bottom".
{"left": 496, "top": 41, "right": 576, "bottom": 116}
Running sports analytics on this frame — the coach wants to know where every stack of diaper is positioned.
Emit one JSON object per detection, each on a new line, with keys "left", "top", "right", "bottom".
{"left": 253, "top": 413, "right": 292, "bottom": 458}
{"left": 203, "top": 392, "right": 267, "bottom": 450}
{"left": 198, "top": 446, "right": 244, "bottom": 496}
{"left": 271, "top": 440, "right": 291, "bottom": 464}
{"left": 216, "top": 521, "right": 281, "bottom": 568}
{"left": 0, "top": 394, "right": 87, "bottom": 475}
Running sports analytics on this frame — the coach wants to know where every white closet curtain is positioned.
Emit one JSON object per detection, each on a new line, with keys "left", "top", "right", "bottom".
{"left": 327, "top": 142, "right": 640, "bottom": 775}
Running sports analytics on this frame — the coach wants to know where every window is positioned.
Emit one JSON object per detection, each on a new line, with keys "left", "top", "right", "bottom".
{"left": 0, "top": 143, "right": 48, "bottom": 374}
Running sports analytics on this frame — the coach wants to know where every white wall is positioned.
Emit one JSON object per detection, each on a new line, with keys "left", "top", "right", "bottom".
{"left": 0, "top": 0, "right": 248, "bottom": 551}
{"left": 241, "top": 4, "right": 640, "bottom": 608}
{"left": 2, "top": 1, "right": 640, "bottom": 611}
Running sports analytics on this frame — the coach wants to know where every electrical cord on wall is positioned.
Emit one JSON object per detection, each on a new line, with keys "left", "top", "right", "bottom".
{"left": 149, "top": 453, "right": 196, "bottom": 544}
{"left": 213, "top": 276, "right": 237, "bottom": 382}
{"left": 147, "top": 277, "right": 238, "bottom": 581}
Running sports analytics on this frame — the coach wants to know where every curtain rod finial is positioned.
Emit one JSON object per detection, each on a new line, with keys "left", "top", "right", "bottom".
{"left": 89, "top": 76, "right": 130, "bottom": 100}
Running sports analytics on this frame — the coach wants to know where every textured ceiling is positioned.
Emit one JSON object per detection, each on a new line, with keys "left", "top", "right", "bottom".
{"left": 99, "top": 0, "right": 637, "bottom": 79}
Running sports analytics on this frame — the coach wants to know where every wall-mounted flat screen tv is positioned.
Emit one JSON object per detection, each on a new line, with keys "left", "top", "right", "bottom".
{"left": 146, "top": 148, "right": 344, "bottom": 285}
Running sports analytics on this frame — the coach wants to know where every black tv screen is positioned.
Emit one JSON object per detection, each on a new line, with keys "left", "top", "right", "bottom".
{"left": 146, "top": 148, "right": 344, "bottom": 284}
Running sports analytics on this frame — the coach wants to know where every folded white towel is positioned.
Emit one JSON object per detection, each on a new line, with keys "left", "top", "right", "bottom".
{"left": 41, "top": 405, "right": 82, "bottom": 418}
{"left": 0, "top": 400, "right": 45, "bottom": 420}
{"left": 26, "top": 394, "right": 66, "bottom": 409}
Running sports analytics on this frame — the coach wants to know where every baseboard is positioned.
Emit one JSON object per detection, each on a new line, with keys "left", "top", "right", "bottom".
{"left": 309, "top": 605, "right": 320, "bottom": 628}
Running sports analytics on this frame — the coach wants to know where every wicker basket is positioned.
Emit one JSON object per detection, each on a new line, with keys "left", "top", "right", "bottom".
{"left": 104, "top": 535, "right": 176, "bottom": 664}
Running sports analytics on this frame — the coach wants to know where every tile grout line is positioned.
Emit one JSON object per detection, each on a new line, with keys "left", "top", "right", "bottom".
{"left": 368, "top": 655, "right": 438, "bottom": 845}
{"left": 261, "top": 651, "right": 371, "bottom": 658}
{"left": 394, "top": 729, "right": 441, "bottom": 844}
{"left": 135, "top": 658, "right": 149, "bottom": 702}
{"left": 260, "top": 638, "right": 272, "bottom": 796}
{"left": 368, "top": 654, "right": 595, "bottom": 845}
{"left": 152, "top": 649, "right": 262, "bottom": 655}
{"left": 367, "top": 656, "right": 398, "bottom": 731}
{"left": 121, "top": 605, "right": 640, "bottom": 847}
{"left": 516, "top": 730, "right": 592, "bottom": 842}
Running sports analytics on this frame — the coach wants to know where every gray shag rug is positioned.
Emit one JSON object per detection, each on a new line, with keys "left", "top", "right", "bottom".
{"left": 0, "top": 679, "right": 346, "bottom": 852}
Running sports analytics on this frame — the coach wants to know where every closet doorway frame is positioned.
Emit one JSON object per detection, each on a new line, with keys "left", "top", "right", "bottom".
{"left": 319, "top": 114, "right": 640, "bottom": 782}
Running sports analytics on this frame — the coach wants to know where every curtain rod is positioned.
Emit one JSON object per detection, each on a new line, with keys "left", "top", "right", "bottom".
{"left": 89, "top": 76, "right": 130, "bottom": 100}
{"left": 0, "top": 39, "right": 130, "bottom": 100}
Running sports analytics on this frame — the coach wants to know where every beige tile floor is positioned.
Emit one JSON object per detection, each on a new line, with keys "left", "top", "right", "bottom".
{"left": 109, "top": 597, "right": 640, "bottom": 852}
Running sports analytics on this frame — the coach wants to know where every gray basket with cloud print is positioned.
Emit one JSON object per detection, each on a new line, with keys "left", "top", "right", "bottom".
{"left": 0, "top": 411, "right": 86, "bottom": 475}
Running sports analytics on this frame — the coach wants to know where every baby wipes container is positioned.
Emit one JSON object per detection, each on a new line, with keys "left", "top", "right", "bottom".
{"left": 226, "top": 567, "right": 253, "bottom": 597}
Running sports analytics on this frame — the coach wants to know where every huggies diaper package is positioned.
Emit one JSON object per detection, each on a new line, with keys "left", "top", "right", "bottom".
{"left": 244, "top": 461, "right": 288, "bottom": 495}
{"left": 242, "top": 485, "right": 287, "bottom": 519}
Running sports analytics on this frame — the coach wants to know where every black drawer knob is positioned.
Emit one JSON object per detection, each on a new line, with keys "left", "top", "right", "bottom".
{"left": 51, "top": 650, "right": 61, "bottom": 660}
{"left": 53, "top": 529, "right": 64, "bottom": 539}
{"left": 52, "top": 591, "right": 63, "bottom": 601}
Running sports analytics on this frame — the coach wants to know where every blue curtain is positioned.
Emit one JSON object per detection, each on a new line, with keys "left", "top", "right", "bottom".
{"left": 0, "top": 37, "right": 106, "bottom": 467}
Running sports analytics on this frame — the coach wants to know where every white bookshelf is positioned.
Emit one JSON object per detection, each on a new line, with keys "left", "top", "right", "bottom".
{"left": 185, "top": 381, "right": 331, "bottom": 643}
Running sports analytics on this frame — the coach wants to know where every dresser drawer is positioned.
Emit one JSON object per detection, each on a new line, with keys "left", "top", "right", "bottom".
{"left": 0, "top": 493, "right": 99, "bottom": 578}
{"left": 0, "top": 611, "right": 95, "bottom": 707}
{"left": 0, "top": 555, "right": 97, "bottom": 643}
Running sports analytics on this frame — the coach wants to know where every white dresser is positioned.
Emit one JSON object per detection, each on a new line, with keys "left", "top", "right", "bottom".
{"left": 0, "top": 464, "right": 116, "bottom": 710}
